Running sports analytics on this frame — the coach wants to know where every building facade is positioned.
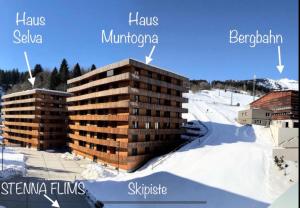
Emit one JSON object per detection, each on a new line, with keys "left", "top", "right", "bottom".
{"left": 67, "top": 59, "right": 189, "bottom": 171}
{"left": 250, "top": 90, "right": 299, "bottom": 121}
{"left": 250, "top": 90, "right": 299, "bottom": 161}
{"left": 237, "top": 108, "right": 272, "bottom": 126}
{"left": 1, "top": 89, "right": 70, "bottom": 149}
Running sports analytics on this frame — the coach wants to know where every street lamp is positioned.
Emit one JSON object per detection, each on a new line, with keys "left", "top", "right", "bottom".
{"left": 117, "top": 141, "right": 120, "bottom": 174}
{"left": 0, "top": 142, "right": 5, "bottom": 172}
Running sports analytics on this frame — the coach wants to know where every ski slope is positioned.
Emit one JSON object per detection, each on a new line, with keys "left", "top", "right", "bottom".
{"left": 84, "top": 90, "right": 297, "bottom": 208}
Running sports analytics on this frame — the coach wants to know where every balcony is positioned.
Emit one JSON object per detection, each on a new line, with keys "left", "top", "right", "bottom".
{"left": 68, "top": 133, "right": 128, "bottom": 148}
{"left": 67, "top": 100, "right": 129, "bottom": 111}
{"left": 69, "top": 124, "right": 128, "bottom": 135}
{"left": 67, "top": 72, "right": 131, "bottom": 93}
{"left": 69, "top": 114, "right": 129, "bottom": 121}
{"left": 67, "top": 87, "right": 130, "bottom": 102}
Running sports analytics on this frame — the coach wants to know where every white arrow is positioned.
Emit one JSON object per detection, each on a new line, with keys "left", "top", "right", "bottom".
{"left": 276, "top": 45, "right": 284, "bottom": 74}
{"left": 44, "top": 194, "right": 60, "bottom": 208}
{"left": 24, "top": 51, "right": 35, "bottom": 87}
{"left": 145, "top": 45, "right": 156, "bottom": 64}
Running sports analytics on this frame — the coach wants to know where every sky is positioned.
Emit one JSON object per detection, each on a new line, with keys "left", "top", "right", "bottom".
{"left": 0, "top": 0, "right": 298, "bottom": 81}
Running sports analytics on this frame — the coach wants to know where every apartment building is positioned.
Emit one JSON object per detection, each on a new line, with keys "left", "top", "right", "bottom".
{"left": 250, "top": 90, "right": 299, "bottom": 161}
{"left": 67, "top": 59, "right": 189, "bottom": 171}
{"left": 1, "top": 89, "right": 70, "bottom": 149}
{"left": 237, "top": 108, "right": 272, "bottom": 126}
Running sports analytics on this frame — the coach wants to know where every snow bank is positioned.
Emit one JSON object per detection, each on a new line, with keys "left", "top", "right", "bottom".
{"left": 0, "top": 148, "right": 25, "bottom": 179}
{"left": 61, "top": 152, "right": 82, "bottom": 161}
{"left": 81, "top": 164, "right": 117, "bottom": 180}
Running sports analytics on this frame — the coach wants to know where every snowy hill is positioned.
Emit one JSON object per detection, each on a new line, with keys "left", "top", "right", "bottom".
{"left": 83, "top": 90, "right": 298, "bottom": 208}
{"left": 256, "top": 78, "right": 298, "bottom": 91}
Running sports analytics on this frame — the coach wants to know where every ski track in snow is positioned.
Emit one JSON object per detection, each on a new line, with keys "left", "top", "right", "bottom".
{"left": 84, "top": 90, "right": 297, "bottom": 208}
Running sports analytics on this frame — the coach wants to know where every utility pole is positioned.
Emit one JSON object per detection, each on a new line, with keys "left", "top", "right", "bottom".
{"left": 1, "top": 142, "right": 5, "bottom": 172}
{"left": 117, "top": 141, "right": 120, "bottom": 174}
{"left": 253, "top": 74, "right": 256, "bottom": 101}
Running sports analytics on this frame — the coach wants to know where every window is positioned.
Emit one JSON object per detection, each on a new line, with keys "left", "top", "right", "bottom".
{"left": 157, "top": 74, "right": 162, "bottom": 80}
{"left": 164, "top": 122, "right": 170, "bottom": 129}
{"left": 167, "top": 88, "right": 171, "bottom": 95}
{"left": 132, "top": 135, "right": 138, "bottom": 142}
{"left": 156, "top": 86, "right": 161, "bottom": 93}
{"left": 145, "top": 147, "right": 150, "bottom": 154}
{"left": 148, "top": 84, "right": 152, "bottom": 91}
{"left": 134, "top": 69, "right": 140, "bottom": 75}
{"left": 165, "top": 100, "right": 171, "bottom": 106}
{"left": 133, "top": 121, "right": 139, "bottom": 129}
{"left": 156, "top": 110, "right": 160, "bottom": 117}
{"left": 155, "top": 134, "right": 159, "bottom": 140}
{"left": 145, "top": 122, "right": 150, "bottom": 129}
{"left": 79, "top": 141, "right": 86, "bottom": 147}
{"left": 133, "top": 108, "right": 139, "bottom": 115}
{"left": 107, "top": 69, "right": 114, "bottom": 77}
{"left": 145, "top": 134, "right": 150, "bottom": 141}
{"left": 285, "top": 122, "right": 289, "bottom": 128}
{"left": 134, "top": 82, "right": 139, "bottom": 88}
{"left": 164, "top": 111, "right": 170, "bottom": 118}
{"left": 134, "top": 95, "right": 139, "bottom": 102}
{"left": 148, "top": 71, "right": 152, "bottom": 78}
{"left": 155, "top": 122, "right": 159, "bottom": 129}
{"left": 132, "top": 148, "right": 138, "bottom": 156}
{"left": 146, "top": 109, "right": 151, "bottom": 116}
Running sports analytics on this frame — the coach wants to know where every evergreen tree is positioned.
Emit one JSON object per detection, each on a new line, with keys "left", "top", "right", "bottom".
{"left": 59, "top": 59, "right": 69, "bottom": 83}
{"left": 90, "top": 64, "right": 96, "bottom": 71}
{"left": 72, "top": 63, "right": 82, "bottom": 78}
{"left": 33, "top": 64, "right": 43, "bottom": 76}
{"left": 49, "top": 67, "right": 60, "bottom": 90}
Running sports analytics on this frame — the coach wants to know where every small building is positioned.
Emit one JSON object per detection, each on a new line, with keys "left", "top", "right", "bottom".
{"left": 1, "top": 89, "right": 70, "bottom": 149}
{"left": 250, "top": 90, "right": 299, "bottom": 161}
{"left": 237, "top": 108, "right": 272, "bottom": 126}
{"left": 67, "top": 59, "right": 189, "bottom": 171}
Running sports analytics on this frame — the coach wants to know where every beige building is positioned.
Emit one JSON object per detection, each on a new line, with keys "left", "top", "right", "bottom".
{"left": 237, "top": 108, "right": 272, "bottom": 126}
{"left": 243, "top": 90, "right": 299, "bottom": 162}
{"left": 271, "top": 119, "right": 298, "bottom": 161}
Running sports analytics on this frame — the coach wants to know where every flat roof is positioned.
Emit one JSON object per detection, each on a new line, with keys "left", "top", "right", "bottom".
{"left": 2, "top": 88, "right": 72, "bottom": 99}
{"left": 250, "top": 90, "right": 298, "bottom": 105}
{"left": 67, "top": 58, "right": 189, "bottom": 84}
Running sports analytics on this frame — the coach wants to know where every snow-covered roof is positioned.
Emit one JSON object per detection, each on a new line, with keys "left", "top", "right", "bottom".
{"left": 2, "top": 88, "right": 72, "bottom": 99}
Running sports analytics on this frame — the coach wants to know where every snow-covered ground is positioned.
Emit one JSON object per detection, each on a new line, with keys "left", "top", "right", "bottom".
{"left": 83, "top": 89, "right": 298, "bottom": 208}
{"left": 0, "top": 147, "right": 25, "bottom": 179}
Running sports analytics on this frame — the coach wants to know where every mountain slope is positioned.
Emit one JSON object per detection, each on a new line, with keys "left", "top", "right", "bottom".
{"left": 257, "top": 78, "right": 298, "bottom": 91}
{"left": 83, "top": 90, "right": 298, "bottom": 208}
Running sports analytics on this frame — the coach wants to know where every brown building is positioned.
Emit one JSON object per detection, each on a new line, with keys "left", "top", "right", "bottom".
{"left": 1, "top": 89, "right": 70, "bottom": 149}
{"left": 250, "top": 90, "right": 299, "bottom": 161}
{"left": 67, "top": 59, "right": 189, "bottom": 171}
{"left": 250, "top": 90, "right": 299, "bottom": 121}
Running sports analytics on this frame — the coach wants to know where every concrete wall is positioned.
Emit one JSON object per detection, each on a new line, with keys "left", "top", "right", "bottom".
{"left": 273, "top": 147, "right": 298, "bottom": 162}
{"left": 270, "top": 120, "right": 299, "bottom": 147}
{"left": 237, "top": 108, "right": 271, "bottom": 126}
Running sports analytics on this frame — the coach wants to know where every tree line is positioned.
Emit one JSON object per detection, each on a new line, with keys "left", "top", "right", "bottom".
{"left": 0, "top": 59, "right": 97, "bottom": 93}
{"left": 190, "top": 79, "right": 271, "bottom": 94}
